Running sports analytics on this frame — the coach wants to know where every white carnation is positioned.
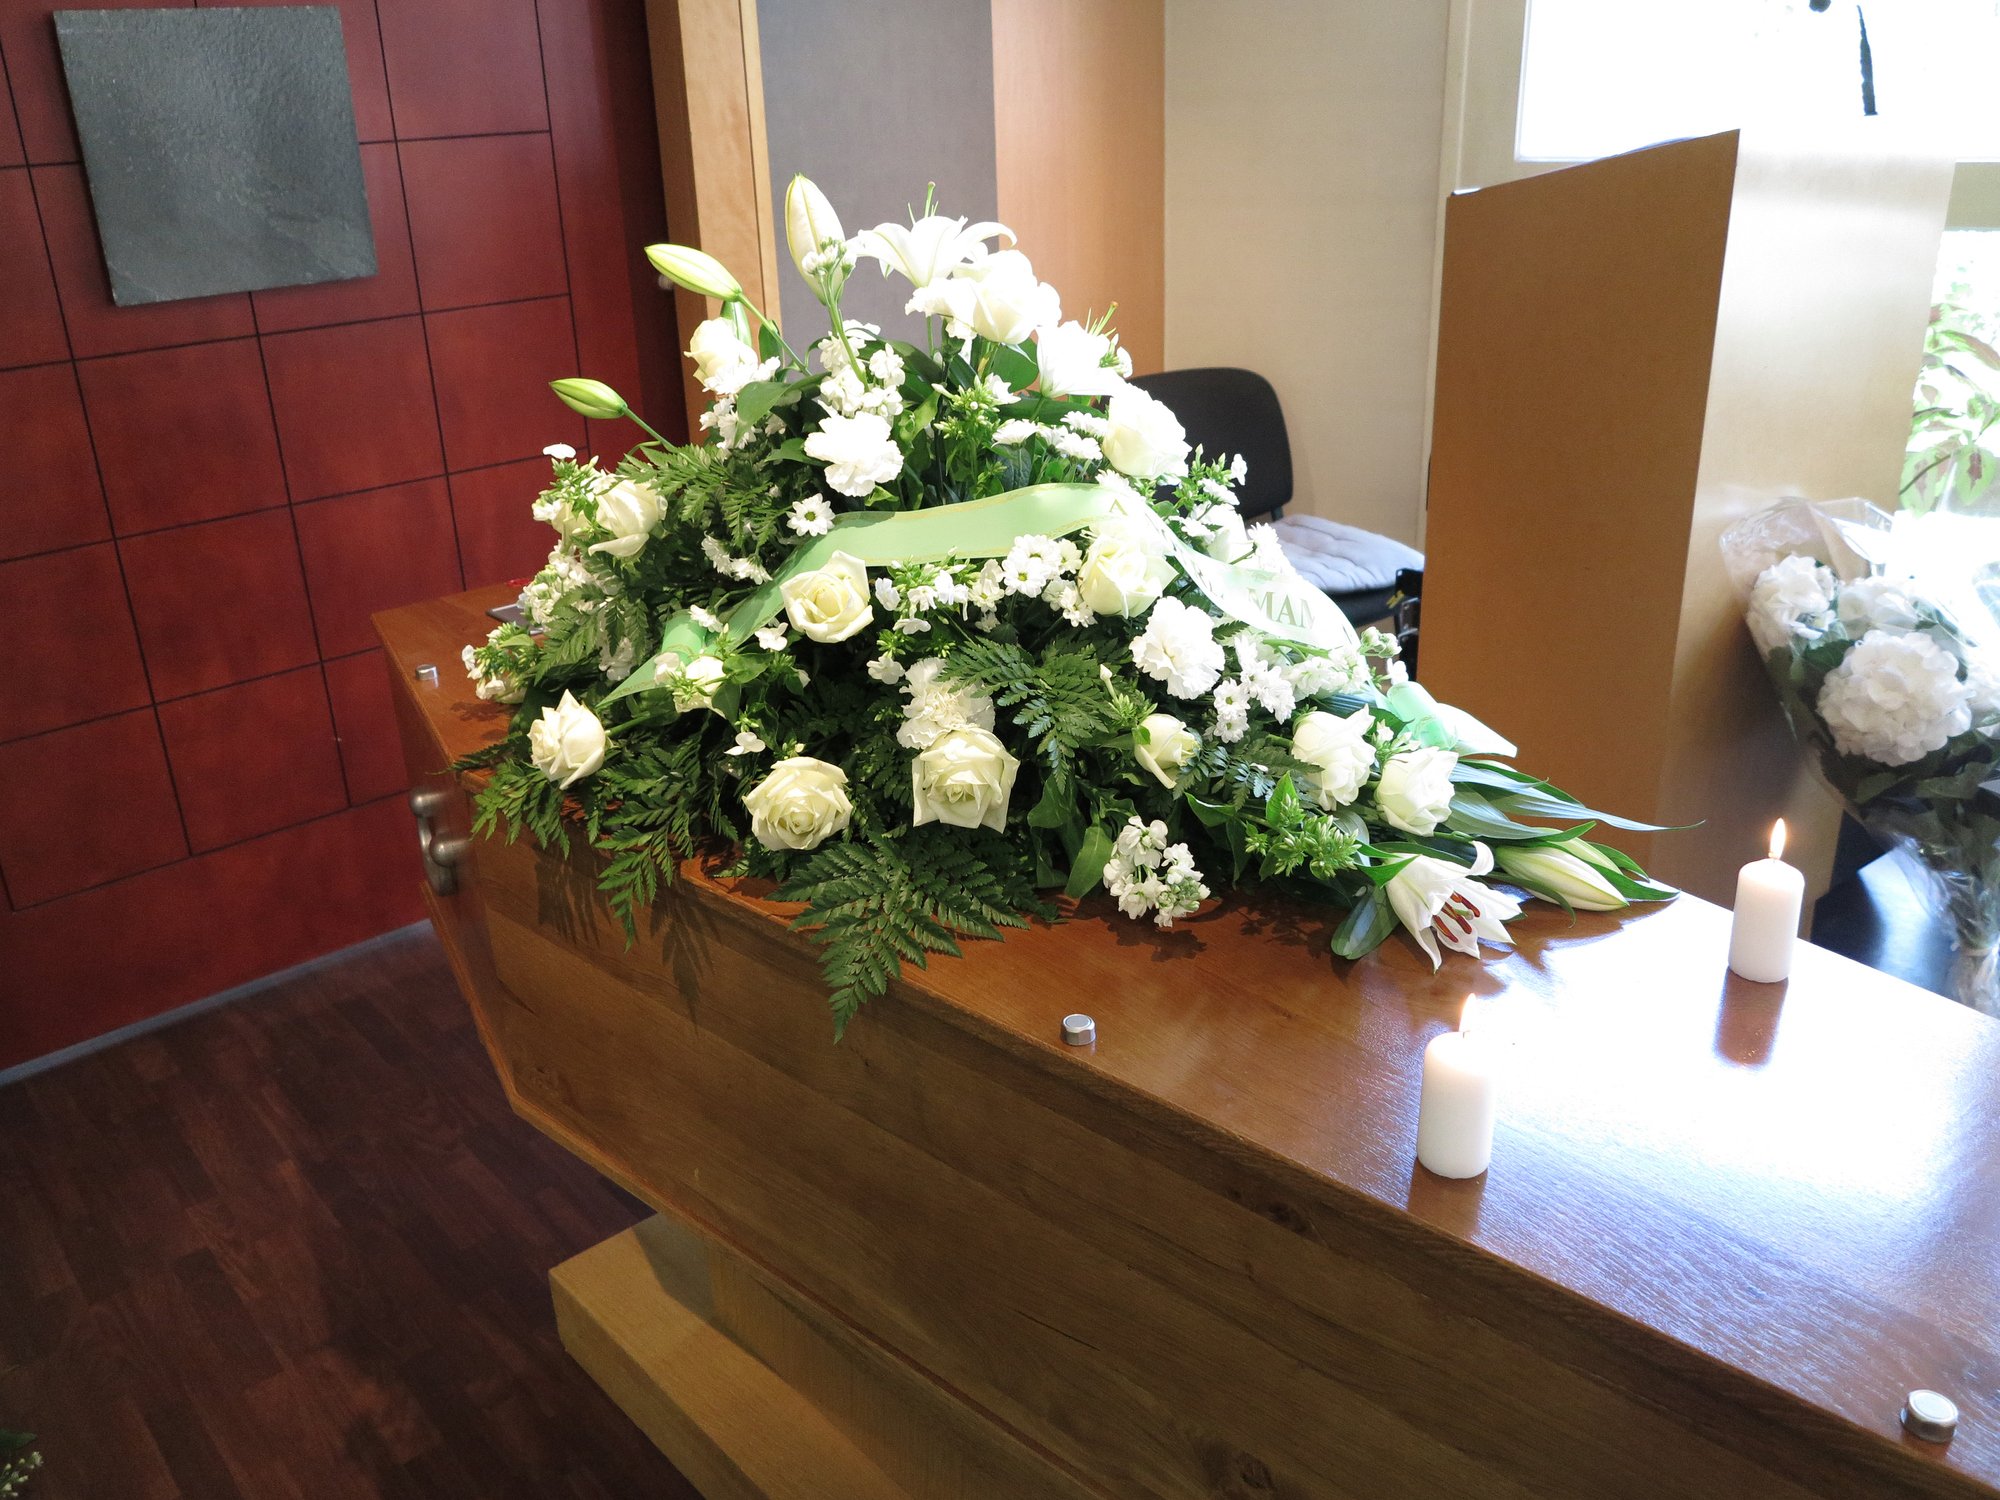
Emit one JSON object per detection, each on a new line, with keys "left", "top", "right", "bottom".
{"left": 804, "top": 410, "right": 903, "bottom": 497}
{"left": 1130, "top": 596, "right": 1224, "bottom": 700}
{"left": 1816, "top": 628, "right": 1973, "bottom": 765}
{"left": 896, "top": 657, "right": 996, "bottom": 749}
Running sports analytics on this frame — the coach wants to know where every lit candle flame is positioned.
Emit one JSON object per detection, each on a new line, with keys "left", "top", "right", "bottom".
{"left": 1769, "top": 818, "right": 1787, "bottom": 862}
{"left": 1458, "top": 994, "right": 1476, "bottom": 1038}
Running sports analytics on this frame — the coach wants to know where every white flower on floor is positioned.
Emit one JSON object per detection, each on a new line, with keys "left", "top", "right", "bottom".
{"left": 1817, "top": 628, "right": 1972, "bottom": 765}
{"left": 1291, "top": 708, "right": 1374, "bottom": 810}
{"left": 725, "top": 729, "right": 766, "bottom": 757}
{"left": 1835, "top": 575, "right": 1923, "bottom": 634}
{"left": 1101, "top": 817, "right": 1209, "bottom": 928}
{"left": 1102, "top": 387, "right": 1190, "bottom": 481}
{"left": 780, "top": 551, "right": 874, "bottom": 643}
{"left": 896, "top": 657, "right": 996, "bottom": 750}
{"left": 804, "top": 411, "right": 903, "bottom": 497}
{"left": 743, "top": 757, "right": 852, "bottom": 851}
{"left": 1134, "top": 712, "right": 1199, "bottom": 788}
{"left": 1747, "top": 554, "right": 1838, "bottom": 656}
{"left": 1131, "top": 596, "right": 1225, "bottom": 699}
{"left": 788, "top": 494, "right": 835, "bottom": 536}
{"left": 1375, "top": 745, "right": 1459, "bottom": 836}
{"left": 529, "top": 691, "right": 606, "bottom": 789}
{"left": 911, "top": 726, "right": 1019, "bottom": 831}
{"left": 1385, "top": 844, "right": 1522, "bottom": 970}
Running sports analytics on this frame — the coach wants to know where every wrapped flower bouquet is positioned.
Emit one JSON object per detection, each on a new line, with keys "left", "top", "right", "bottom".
{"left": 462, "top": 177, "right": 1674, "bottom": 1033}
{"left": 1727, "top": 500, "right": 2000, "bottom": 1011}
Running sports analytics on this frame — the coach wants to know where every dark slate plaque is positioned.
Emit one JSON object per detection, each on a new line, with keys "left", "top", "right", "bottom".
{"left": 55, "top": 6, "right": 375, "bottom": 306}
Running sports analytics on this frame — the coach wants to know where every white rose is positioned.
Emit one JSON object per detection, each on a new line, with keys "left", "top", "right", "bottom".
{"left": 1746, "top": 553, "right": 1836, "bottom": 657}
{"left": 686, "top": 318, "right": 763, "bottom": 396}
{"left": 588, "top": 477, "right": 666, "bottom": 559}
{"left": 780, "top": 550, "right": 874, "bottom": 642}
{"left": 955, "top": 250, "right": 1059, "bottom": 345}
{"left": 804, "top": 411, "right": 904, "bottom": 498}
{"left": 1835, "top": 575, "right": 1923, "bottom": 634}
{"left": 1134, "top": 713, "right": 1199, "bottom": 788}
{"left": 1375, "top": 745, "right": 1459, "bottom": 836}
{"left": 1291, "top": 708, "right": 1375, "bottom": 810}
{"left": 1816, "top": 628, "right": 1972, "bottom": 765}
{"left": 1035, "top": 320, "right": 1124, "bottom": 399}
{"left": 743, "top": 756, "right": 852, "bottom": 851}
{"left": 672, "top": 652, "right": 726, "bottom": 711}
{"left": 1077, "top": 520, "right": 1174, "bottom": 617}
{"left": 1102, "top": 387, "right": 1190, "bottom": 481}
{"left": 911, "top": 726, "right": 1020, "bottom": 832}
{"left": 1196, "top": 502, "right": 1250, "bottom": 563}
{"left": 528, "top": 690, "right": 606, "bottom": 789}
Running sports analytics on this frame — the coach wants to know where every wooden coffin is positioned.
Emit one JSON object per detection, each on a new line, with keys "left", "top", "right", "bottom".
{"left": 380, "top": 587, "right": 2000, "bottom": 1500}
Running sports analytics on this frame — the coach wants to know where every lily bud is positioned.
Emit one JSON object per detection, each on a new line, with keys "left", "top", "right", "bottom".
{"left": 1492, "top": 843, "right": 1628, "bottom": 911}
{"left": 644, "top": 243, "right": 742, "bottom": 301}
{"left": 548, "top": 377, "right": 628, "bottom": 420}
{"left": 784, "top": 174, "right": 844, "bottom": 283}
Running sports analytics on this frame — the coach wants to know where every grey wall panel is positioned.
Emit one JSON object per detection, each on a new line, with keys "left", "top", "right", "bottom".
{"left": 756, "top": 0, "right": 999, "bottom": 349}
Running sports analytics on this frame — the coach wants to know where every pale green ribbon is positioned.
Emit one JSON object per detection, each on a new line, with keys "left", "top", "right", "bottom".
{"left": 604, "top": 481, "right": 1361, "bottom": 706}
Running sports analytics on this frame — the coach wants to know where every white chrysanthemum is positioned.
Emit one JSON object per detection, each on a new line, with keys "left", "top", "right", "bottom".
{"left": 993, "top": 419, "right": 1041, "bottom": 446}
{"left": 1835, "top": 575, "right": 1923, "bottom": 634}
{"left": 896, "top": 658, "right": 997, "bottom": 750}
{"left": 1131, "top": 596, "right": 1225, "bottom": 700}
{"left": 1747, "top": 554, "right": 1837, "bottom": 657}
{"left": 1817, "top": 628, "right": 1973, "bottom": 766}
{"left": 788, "top": 494, "right": 835, "bottom": 536}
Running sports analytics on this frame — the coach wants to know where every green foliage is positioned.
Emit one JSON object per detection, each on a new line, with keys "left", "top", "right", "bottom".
{"left": 472, "top": 754, "right": 571, "bottom": 856}
{"left": 1243, "top": 774, "right": 1361, "bottom": 881}
{"left": 774, "top": 827, "right": 1050, "bottom": 1035}
{"left": 945, "top": 636, "right": 1138, "bottom": 775}
{"left": 1905, "top": 298, "right": 2000, "bottom": 517}
{"left": 0, "top": 1431, "right": 41, "bottom": 1497}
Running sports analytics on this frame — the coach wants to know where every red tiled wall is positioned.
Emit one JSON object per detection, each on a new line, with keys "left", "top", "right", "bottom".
{"left": 0, "top": 0, "right": 685, "bottom": 1069}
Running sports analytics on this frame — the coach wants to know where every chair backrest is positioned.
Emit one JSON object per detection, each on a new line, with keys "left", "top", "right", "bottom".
{"left": 1129, "top": 367, "right": 1293, "bottom": 520}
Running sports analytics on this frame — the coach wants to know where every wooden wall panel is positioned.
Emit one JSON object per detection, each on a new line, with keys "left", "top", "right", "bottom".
{"left": 1421, "top": 129, "right": 1950, "bottom": 907}
{"left": 992, "top": 0, "right": 1165, "bottom": 372}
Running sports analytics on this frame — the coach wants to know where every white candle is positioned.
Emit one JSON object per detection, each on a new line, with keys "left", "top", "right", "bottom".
{"left": 1416, "top": 998, "right": 1499, "bottom": 1180}
{"left": 1728, "top": 819, "right": 1805, "bottom": 984}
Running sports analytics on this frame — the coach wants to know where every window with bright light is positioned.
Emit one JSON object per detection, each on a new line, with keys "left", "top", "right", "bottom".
{"left": 1517, "top": 0, "right": 2000, "bottom": 166}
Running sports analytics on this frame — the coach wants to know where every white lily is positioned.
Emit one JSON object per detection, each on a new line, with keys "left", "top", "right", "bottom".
{"left": 1492, "top": 842, "right": 1628, "bottom": 912}
{"left": 1384, "top": 843, "right": 1522, "bottom": 970}
{"left": 784, "top": 174, "right": 846, "bottom": 287}
{"left": 851, "top": 214, "right": 1013, "bottom": 292}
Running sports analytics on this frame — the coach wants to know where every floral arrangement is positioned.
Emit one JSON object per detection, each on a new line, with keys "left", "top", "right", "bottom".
{"left": 462, "top": 176, "right": 1673, "bottom": 1032}
{"left": 1727, "top": 499, "right": 2000, "bottom": 1011}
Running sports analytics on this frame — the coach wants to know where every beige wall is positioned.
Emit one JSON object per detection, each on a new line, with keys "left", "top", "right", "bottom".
{"left": 1164, "top": 1, "right": 1449, "bottom": 544}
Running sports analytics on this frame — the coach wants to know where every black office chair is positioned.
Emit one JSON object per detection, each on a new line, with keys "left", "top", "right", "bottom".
{"left": 1130, "top": 368, "right": 1424, "bottom": 638}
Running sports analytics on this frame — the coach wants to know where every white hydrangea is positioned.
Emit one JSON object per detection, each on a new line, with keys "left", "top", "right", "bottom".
{"left": 1131, "top": 596, "right": 1225, "bottom": 699}
{"left": 1817, "top": 628, "right": 1973, "bottom": 765}
{"left": 1101, "top": 817, "right": 1209, "bottom": 929}
{"left": 1747, "top": 554, "right": 1837, "bottom": 657}
{"left": 896, "top": 657, "right": 997, "bottom": 750}
{"left": 1835, "top": 575, "right": 1923, "bottom": 634}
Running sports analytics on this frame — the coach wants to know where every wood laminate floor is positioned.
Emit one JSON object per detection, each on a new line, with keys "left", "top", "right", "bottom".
{"left": 0, "top": 925, "right": 699, "bottom": 1499}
